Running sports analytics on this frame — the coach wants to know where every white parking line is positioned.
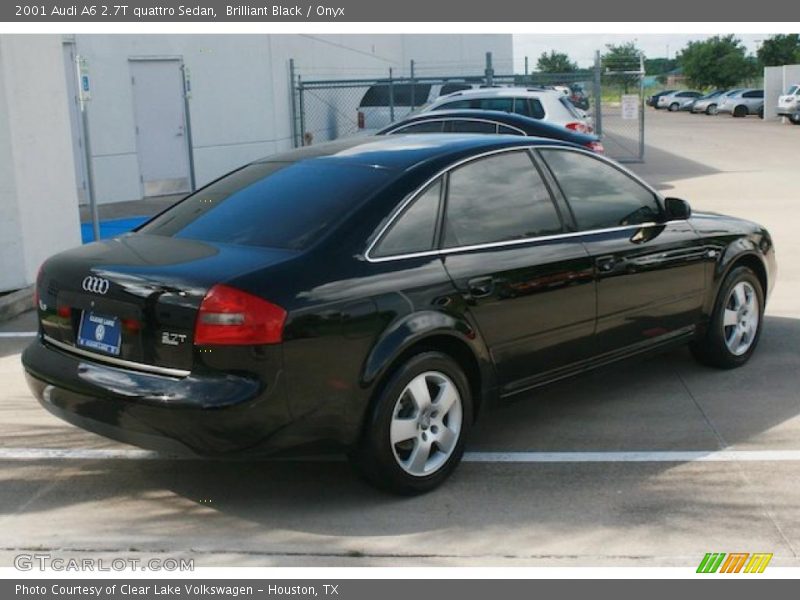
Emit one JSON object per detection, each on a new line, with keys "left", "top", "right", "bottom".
{"left": 0, "top": 332, "right": 36, "bottom": 338}
{"left": 2, "top": 448, "right": 800, "bottom": 462}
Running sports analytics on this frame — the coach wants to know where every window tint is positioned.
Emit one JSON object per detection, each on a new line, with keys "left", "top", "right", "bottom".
{"left": 443, "top": 152, "right": 562, "bottom": 248}
{"left": 787, "top": 85, "right": 799, "bottom": 96}
{"left": 540, "top": 149, "right": 662, "bottom": 230}
{"left": 439, "top": 99, "right": 473, "bottom": 110}
{"left": 373, "top": 180, "right": 442, "bottom": 257}
{"left": 392, "top": 121, "right": 444, "bottom": 134}
{"left": 139, "top": 162, "right": 392, "bottom": 250}
{"left": 359, "top": 84, "right": 432, "bottom": 107}
{"left": 477, "top": 98, "right": 514, "bottom": 112}
{"left": 514, "top": 98, "right": 546, "bottom": 119}
{"left": 449, "top": 120, "right": 497, "bottom": 133}
{"left": 498, "top": 124, "right": 524, "bottom": 135}
{"left": 439, "top": 83, "right": 473, "bottom": 96}
{"left": 743, "top": 90, "right": 763, "bottom": 99}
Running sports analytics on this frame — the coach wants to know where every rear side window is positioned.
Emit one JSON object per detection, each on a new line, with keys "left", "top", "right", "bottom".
{"left": 443, "top": 151, "right": 562, "bottom": 248}
{"left": 540, "top": 149, "right": 662, "bottom": 231}
{"left": 449, "top": 120, "right": 497, "bottom": 133}
{"left": 139, "top": 162, "right": 392, "bottom": 250}
{"left": 498, "top": 124, "right": 524, "bottom": 135}
{"left": 372, "top": 180, "right": 442, "bottom": 258}
{"left": 743, "top": 90, "right": 763, "bottom": 99}
{"left": 359, "top": 84, "right": 432, "bottom": 107}
{"left": 514, "top": 98, "right": 546, "bottom": 119}
{"left": 438, "top": 99, "right": 473, "bottom": 110}
{"left": 392, "top": 121, "right": 445, "bottom": 134}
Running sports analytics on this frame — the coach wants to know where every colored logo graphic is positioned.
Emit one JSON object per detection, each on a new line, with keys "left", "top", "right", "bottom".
{"left": 697, "top": 552, "right": 773, "bottom": 573}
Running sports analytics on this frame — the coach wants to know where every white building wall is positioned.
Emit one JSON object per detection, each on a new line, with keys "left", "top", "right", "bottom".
{"left": 70, "top": 34, "right": 513, "bottom": 204}
{"left": 0, "top": 35, "right": 81, "bottom": 292}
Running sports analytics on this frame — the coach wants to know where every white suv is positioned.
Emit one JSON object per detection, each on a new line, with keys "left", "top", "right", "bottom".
{"left": 421, "top": 87, "right": 593, "bottom": 133}
{"left": 777, "top": 84, "right": 800, "bottom": 118}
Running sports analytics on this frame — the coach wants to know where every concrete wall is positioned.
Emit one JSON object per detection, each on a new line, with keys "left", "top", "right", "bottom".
{"left": 0, "top": 36, "right": 81, "bottom": 292}
{"left": 763, "top": 64, "right": 800, "bottom": 120}
{"left": 71, "top": 34, "right": 513, "bottom": 204}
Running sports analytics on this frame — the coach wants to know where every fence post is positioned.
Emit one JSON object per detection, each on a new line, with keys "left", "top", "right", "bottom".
{"left": 593, "top": 50, "right": 603, "bottom": 137}
{"left": 485, "top": 52, "right": 494, "bottom": 86}
{"left": 524, "top": 56, "right": 529, "bottom": 77}
{"left": 410, "top": 60, "right": 416, "bottom": 110}
{"left": 389, "top": 67, "right": 395, "bottom": 122}
{"left": 639, "top": 52, "right": 645, "bottom": 161}
{"left": 297, "top": 74, "right": 306, "bottom": 146}
{"left": 289, "top": 58, "right": 300, "bottom": 148}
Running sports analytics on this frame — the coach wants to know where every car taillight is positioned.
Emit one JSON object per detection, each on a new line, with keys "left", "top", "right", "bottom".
{"left": 565, "top": 121, "right": 589, "bottom": 133}
{"left": 194, "top": 284, "right": 286, "bottom": 346}
{"left": 357, "top": 111, "right": 365, "bottom": 129}
{"left": 585, "top": 141, "right": 605, "bottom": 154}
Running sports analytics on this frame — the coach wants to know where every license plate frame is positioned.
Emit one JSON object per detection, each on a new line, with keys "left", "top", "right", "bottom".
{"left": 76, "top": 311, "right": 122, "bottom": 356}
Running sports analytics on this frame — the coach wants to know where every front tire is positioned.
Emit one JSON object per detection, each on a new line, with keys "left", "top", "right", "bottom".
{"left": 706, "top": 104, "right": 718, "bottom": 115}
{"left": 790, "top": 113, "right": 800, "bottom": 125}
{"left": 690, "top": 266, "right": 764, "bottom": 369}
{"left": 669, "top": 102, "right": 680, "bottom": 112}
{"left": 349, "top": 351, "right": 473, "bottom": 494}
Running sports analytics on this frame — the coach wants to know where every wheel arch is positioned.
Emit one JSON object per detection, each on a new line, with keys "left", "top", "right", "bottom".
{"left": 707, "top": 249, "right": 768, "bottom": 315}
{"left": 361, "top": 311, "right": 497, "bottom": 423}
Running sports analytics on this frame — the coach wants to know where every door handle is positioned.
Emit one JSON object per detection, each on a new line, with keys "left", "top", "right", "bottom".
{"left": 467, "top": 276, "right": 495, "bottom": 298}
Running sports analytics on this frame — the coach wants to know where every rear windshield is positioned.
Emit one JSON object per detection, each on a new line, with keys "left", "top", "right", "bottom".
{"left": 359, "top": 84, "right": 433, "bottom": 107}
{"left": 138, "top": 162, "right": 392, "bottom": 250}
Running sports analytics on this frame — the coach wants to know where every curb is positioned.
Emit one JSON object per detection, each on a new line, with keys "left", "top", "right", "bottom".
{"left": 0, "top": 286, "right": 34, "bottom": 323}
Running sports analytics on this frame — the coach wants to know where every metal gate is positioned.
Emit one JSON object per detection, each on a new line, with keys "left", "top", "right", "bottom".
{"left": 290, "top": 52, "right": 645, "bottom": 163}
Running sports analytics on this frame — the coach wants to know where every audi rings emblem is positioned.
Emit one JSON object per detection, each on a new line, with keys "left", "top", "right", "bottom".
{"left": 82, "top": 275, "right": 110, "bottom": 295}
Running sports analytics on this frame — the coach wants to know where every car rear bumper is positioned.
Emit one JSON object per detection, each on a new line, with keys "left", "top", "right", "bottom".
{"left": 22, "top": 337, "right": 297, "bottom": 456}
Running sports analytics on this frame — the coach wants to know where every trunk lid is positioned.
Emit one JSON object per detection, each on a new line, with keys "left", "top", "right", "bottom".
{"left": 38, "top": 234, "right": 297, "bottom": 373}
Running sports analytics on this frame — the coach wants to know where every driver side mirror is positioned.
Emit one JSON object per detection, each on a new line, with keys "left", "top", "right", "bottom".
{"left": 664, "top": 197, "right": 692, "bottom": 220}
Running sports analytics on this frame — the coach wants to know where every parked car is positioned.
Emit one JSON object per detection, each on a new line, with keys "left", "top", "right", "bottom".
{"left": 647, "top": 89, "right": 677, "bottom": 107}
{"left": 377, "top": 109, "right": 604, "bottom": 153}
{"left": 777, "top": 84, "right": 800, "bottom": 118}
{"left": 718, "top": 89, "right": 764, "bottom": 118}
{"left": 569, "top": 87, "right": 590, "bottom": 110}
{"left": 657, "top": 90, "right": 703, "bottom": 111}
{"left": 689, "top": 90, "right": 729, "bottom": 115}
{"left": 357, "top": 81, "right": 480, "bottom": 131}
{"left": 23, "top": 135, "right": 775, "bottom": 494}
{"left": 790, "top": 109, "right": 800, "bottom": 125}
{"left": 421, "top": 87, "right": 593, "bottom": 132}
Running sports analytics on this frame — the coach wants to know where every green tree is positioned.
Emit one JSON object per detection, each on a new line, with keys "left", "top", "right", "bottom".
{"left": 677, "top": 35, "right": 756, "bottom": 88}
{"left": 536, "top": 50, "right": 578, "bottom": 73}
{"left": 644, "top": 57, "right": 677, "bottom": 75}
{"left": 757, "top": 34, "right": 800, "bottom": 67}
{"left": 602, "top": 42, "right": 642, "bottom": 92}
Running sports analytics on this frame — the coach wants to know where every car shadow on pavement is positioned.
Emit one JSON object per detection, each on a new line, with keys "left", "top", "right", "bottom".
{"left": 628, "top": 144, "right": 721, "bottom": 193}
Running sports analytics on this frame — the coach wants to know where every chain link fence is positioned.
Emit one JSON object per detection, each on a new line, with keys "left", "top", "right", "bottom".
{"left": 290, "top": 52, "right": 645, "bottom": 162}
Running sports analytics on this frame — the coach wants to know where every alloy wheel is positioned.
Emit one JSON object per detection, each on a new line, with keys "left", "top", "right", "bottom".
{"left": 723, "top": 281, "right": 760, "bottom": 356}
{"left": 390, "top": 371, "right": 463, "bottom": 477}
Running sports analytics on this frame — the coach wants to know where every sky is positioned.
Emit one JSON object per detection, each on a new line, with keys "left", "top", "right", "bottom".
{"left": 513, "top": 34, "right": 767, "bottom": 70}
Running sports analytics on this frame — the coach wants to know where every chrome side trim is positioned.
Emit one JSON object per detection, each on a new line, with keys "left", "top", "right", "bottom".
{"left": 364, "top": 144, "right": 664, "bottom": 264}
{"left": 43, "top": 335, "right": 191, "bottom": 378}
{"left": 366, "top": 221, "right": 683, "bottom": 263}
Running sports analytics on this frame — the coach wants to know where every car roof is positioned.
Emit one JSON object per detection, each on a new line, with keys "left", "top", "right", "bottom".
{"left": 437, "top": 86, "right": 563, "bottom": 100}
{"left": 255, "top": 134, "right": 574, "bottom": 171}
{"left": 378, "top": 109, "right": 597, "bottom": 141}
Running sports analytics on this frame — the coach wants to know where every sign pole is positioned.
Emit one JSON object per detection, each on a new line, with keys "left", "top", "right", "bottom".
{"left": 76, "top": 54, "right": 100, "bottom": 242}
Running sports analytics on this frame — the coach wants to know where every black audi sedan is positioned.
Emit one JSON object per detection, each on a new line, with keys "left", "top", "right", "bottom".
{"left": 377, "top": 109, "right": 604, "bottom": 153}
{"left": 23, "top": 135, "right": 775, "bottom": 494}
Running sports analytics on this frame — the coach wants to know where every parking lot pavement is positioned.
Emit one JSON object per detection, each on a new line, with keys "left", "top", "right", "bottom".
{"left": 0, "top": 109, "right": 799, "bottom": 568}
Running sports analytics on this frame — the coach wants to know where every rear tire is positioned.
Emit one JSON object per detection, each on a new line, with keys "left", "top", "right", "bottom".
{"left": 732, "top": 105, "right": 748, "bottom": 118}
{"left": 349, "top": 351, "right": 473, "bottom": 495}
{"left": 690, "top": 266, "right": 764, "bottom": 369}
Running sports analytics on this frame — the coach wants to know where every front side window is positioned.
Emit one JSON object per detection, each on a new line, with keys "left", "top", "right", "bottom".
{"left": 372, "top": 180, "right": 442, "bottom": 258}
{"left": 540, "top": 149, "right": 663, "bottom": 231}
{"left": 443, "top": 151, "right": 562, "bottom": 248}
